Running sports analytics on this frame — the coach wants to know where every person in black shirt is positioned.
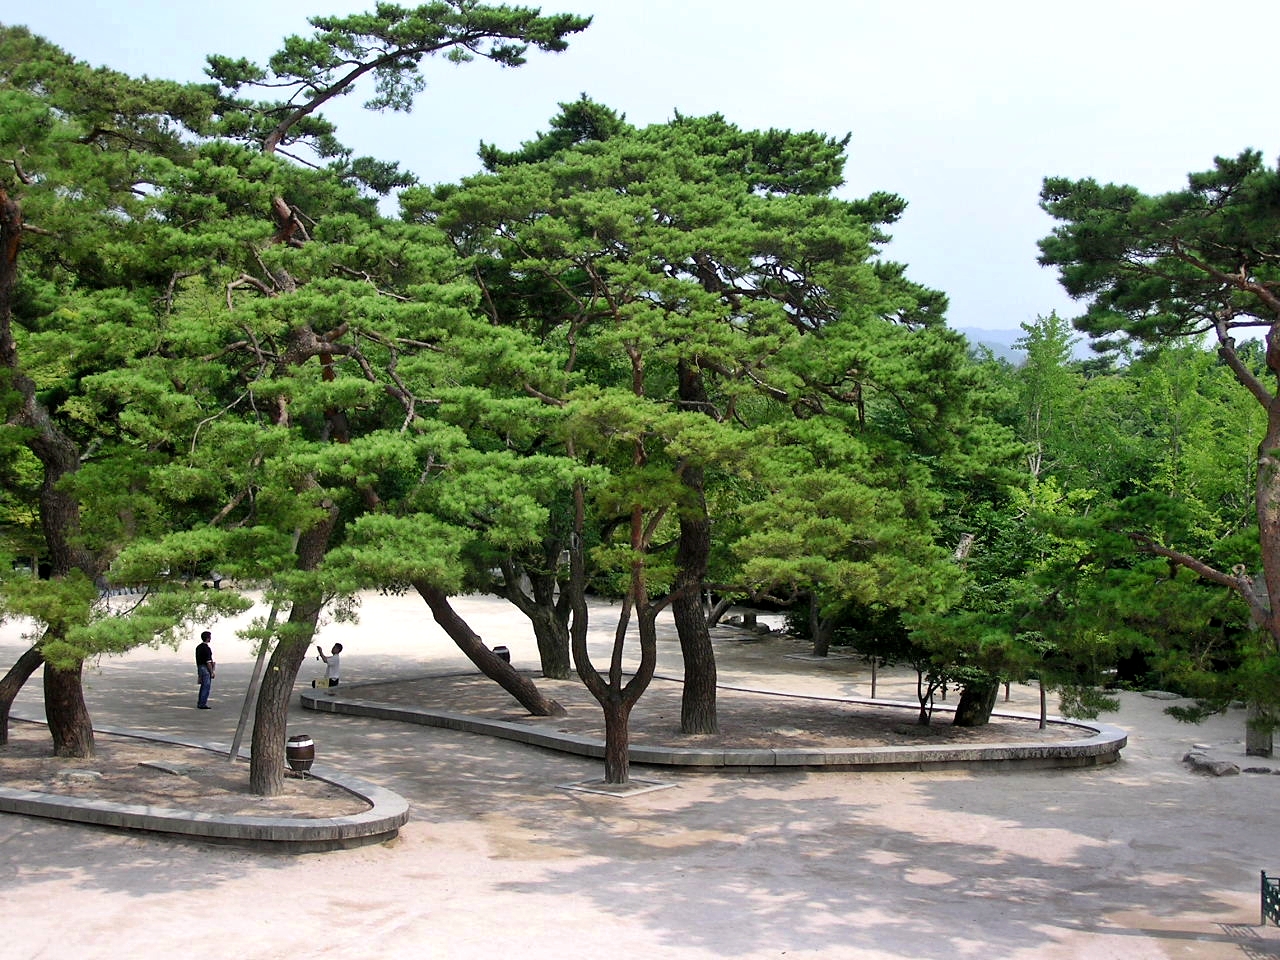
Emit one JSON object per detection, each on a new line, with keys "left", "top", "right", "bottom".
{"left": 195, "top": 630, "right": 215, "bottom": 709}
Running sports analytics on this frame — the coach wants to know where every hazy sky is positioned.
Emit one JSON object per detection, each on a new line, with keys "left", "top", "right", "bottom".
{"left": 10, "top": 0, "right": 1280, "bottom": 333}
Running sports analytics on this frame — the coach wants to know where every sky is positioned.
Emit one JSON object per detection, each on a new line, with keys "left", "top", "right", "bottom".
{"left": 9, "top": 0, "right": 1280, "bottom": 334}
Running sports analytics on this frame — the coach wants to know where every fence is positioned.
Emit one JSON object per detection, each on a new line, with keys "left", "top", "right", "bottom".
{"left": 1262, "top": 871, "right": 1280, "bottom": 926}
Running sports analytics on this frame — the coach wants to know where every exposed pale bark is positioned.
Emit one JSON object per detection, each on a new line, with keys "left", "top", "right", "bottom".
{"left": 415, "top": 581, "right": 566, "bottom": 717}
{"left": 1254, "top": 337, "right": 1280, "bottom": 645}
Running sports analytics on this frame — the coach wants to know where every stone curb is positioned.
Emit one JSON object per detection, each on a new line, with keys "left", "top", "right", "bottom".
{"left": 2, "top": 717, "right": 410, "bottom": 851}
{"left": 301, "top": 678, "right": 1128, "bottom": 772}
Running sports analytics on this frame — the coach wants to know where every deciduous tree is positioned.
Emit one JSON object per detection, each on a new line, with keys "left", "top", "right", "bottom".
{"left": 1041, "top": 151, "right": 1280, "bottom": 749}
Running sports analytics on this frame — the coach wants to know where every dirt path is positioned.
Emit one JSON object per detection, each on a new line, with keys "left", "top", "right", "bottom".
{"left": 3, "top": 592, "right": 1279, "bottom": 959}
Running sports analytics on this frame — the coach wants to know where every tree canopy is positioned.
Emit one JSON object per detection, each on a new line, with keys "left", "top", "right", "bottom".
{"left": 6, "top": 11, "right": 1279, "bottom": 784}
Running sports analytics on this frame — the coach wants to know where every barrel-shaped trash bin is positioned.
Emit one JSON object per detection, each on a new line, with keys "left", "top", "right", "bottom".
{"left": 286, "top": 734, "right": 315, "bottom": 772}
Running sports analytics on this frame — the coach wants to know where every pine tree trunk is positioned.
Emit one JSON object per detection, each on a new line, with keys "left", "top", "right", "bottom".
{"left": 916, "top": 668, "right": 936, "bottom": 725}
{"left": 673, "top": 360, "right": 718, "bottom": 733}
{"left": 953, "top": 677, "right": 1000, "bottom": 727}
{"left": 674, "top": 587, "right": 717, "bottom": 733}
{"left": 249, "top": 502, "right": 336, "bottom": 796}
{"left": 496, "top": 557, "right": 573, "bottom": 680}
{"left": 415, "top": 582, "right": 565, "bottom": 716}
{"left": 2, "top": 193, "right": 98, "bottom": 759}
{"left": 3, "top": 201, "right": 101, "bottom": 760}
{"left": 1246, "top": 701, "right": 1275, "bottom": 757}
{"left": 673, "top": 492, "right": 716, "bottom": 732}
{"left": 601, "top": 694, "right": 633, "bottom": 784}
{"left": 0, "top": 644, "right": 43, "bottom": 745}
{"left": 249, "top": 596, "right": 323, "bottom": 796}
{"left": 529, "top": 604, "right": 573, "bottom": 680}
{"left": 705, "top": 594, "right": 734, "bottom": 627}
{"left": 810, "top": 593, "right": 831, "bottom": 658}
{"left": 45, "top": 660, "right": 93, "bottom": 758}
{"left": 573, "top": 523, "right": 659, "bottom": 784}
{"left": 1258, "top": 399, "right": 1280, "bottom": 649}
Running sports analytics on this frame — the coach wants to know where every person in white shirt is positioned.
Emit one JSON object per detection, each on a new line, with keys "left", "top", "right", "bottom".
{"left": 316, "top": 642, "right": 342, "bottom": 690}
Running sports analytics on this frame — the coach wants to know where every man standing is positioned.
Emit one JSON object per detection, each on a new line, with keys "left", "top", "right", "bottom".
{"left": 195, "top": 630, "right": 215, "bottom": 709}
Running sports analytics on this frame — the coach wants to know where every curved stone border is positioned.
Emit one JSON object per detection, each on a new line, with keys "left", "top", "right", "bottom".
{"left": 2, "top": 718, "right": 409, "bottom": 851}
{"left": 301, "top": 677, "right": 1127, "bottom": 772}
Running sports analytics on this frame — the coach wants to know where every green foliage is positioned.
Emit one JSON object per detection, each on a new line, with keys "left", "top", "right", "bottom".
{"left": 1041, "top": 150, "right": 1280, "bottom": 348}
{"left": 1038, "top": 150, "right": 1280, "bottom": 717}
{"left": 480, "top": 93, "right": 628, "bottom": 170}
{"left": 205, "top": 2, "right": 591, "bottom": 167}
{"left": 417, "top": 102, "right": 1012, "bottom": 641}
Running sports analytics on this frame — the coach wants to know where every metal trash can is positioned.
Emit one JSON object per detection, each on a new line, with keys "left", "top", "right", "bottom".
{"left": 492, "top": 645, "right": 510, "bottom": 663}
{"left": 286, "top": 734, "right": 315, "bottom": 772}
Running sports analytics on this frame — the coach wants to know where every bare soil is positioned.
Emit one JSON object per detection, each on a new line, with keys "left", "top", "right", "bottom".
{"left": 353, "top": 671, "right": 1079, "bottom": 749}
{"left": 0, "top": 720, "right": 369, "bottom": 818}
{"left": 0, "top": 671, "right": 1074, "bottom": 819}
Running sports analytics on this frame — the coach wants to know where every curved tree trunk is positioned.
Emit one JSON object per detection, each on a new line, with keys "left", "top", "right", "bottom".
{"left": 249, "top": 504, "right": 337, "bottom": 797}
{"left": 953, "top": 676, "right": 1000, "bottom": 727}
{"left": 415, "top": 582, "right": 565, "bottom": 717}
{"left": 2, "top": 189, "right": 98, "bottom": 757}
{"left": 45, "top": 660, "right": 93, "bottom": 758}
{"left": 498, "top": 555, "right": 573, "bottom": 680}
{"left": 249, "top": 595, "right": 324, "bottom": 795}
{"left": 705, "top": 594, "right": 734, "bottom": 628}
{"left": 1257, "top": 367, "right": 1280, "bottom": 648}
{"left": 915, "top": 667, "right": 940, "bottom": 725}
{"left": 0, "top": 643, "right": 43, "bottom": 745}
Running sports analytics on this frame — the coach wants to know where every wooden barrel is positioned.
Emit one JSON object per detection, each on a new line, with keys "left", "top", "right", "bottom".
{"left": 286, "top": 734, "right": 315, "bottom": 772}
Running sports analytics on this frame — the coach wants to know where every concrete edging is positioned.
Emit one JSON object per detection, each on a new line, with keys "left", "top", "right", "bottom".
{"left": 301, "top": 680, "right": 1128, "bottom": 772}
{"left": 2, "top": 718, "right": 409, "bottom": 851}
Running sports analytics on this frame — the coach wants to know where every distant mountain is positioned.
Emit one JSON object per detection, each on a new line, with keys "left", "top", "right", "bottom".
{"left": 954, "top": 326, "right": 1094, "bottom": 363}
{"left": 955, "top": 326, "right": 1026, "bottom": 363}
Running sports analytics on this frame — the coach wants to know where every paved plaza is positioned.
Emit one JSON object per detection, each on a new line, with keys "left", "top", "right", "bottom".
{"left": 3, "top": 591, "right": 1280, "bottom": 959}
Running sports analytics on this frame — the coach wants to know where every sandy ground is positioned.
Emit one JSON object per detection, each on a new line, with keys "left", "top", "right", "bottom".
{"left": 3, "top": 591, "right": 1280, "bottom": 960}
